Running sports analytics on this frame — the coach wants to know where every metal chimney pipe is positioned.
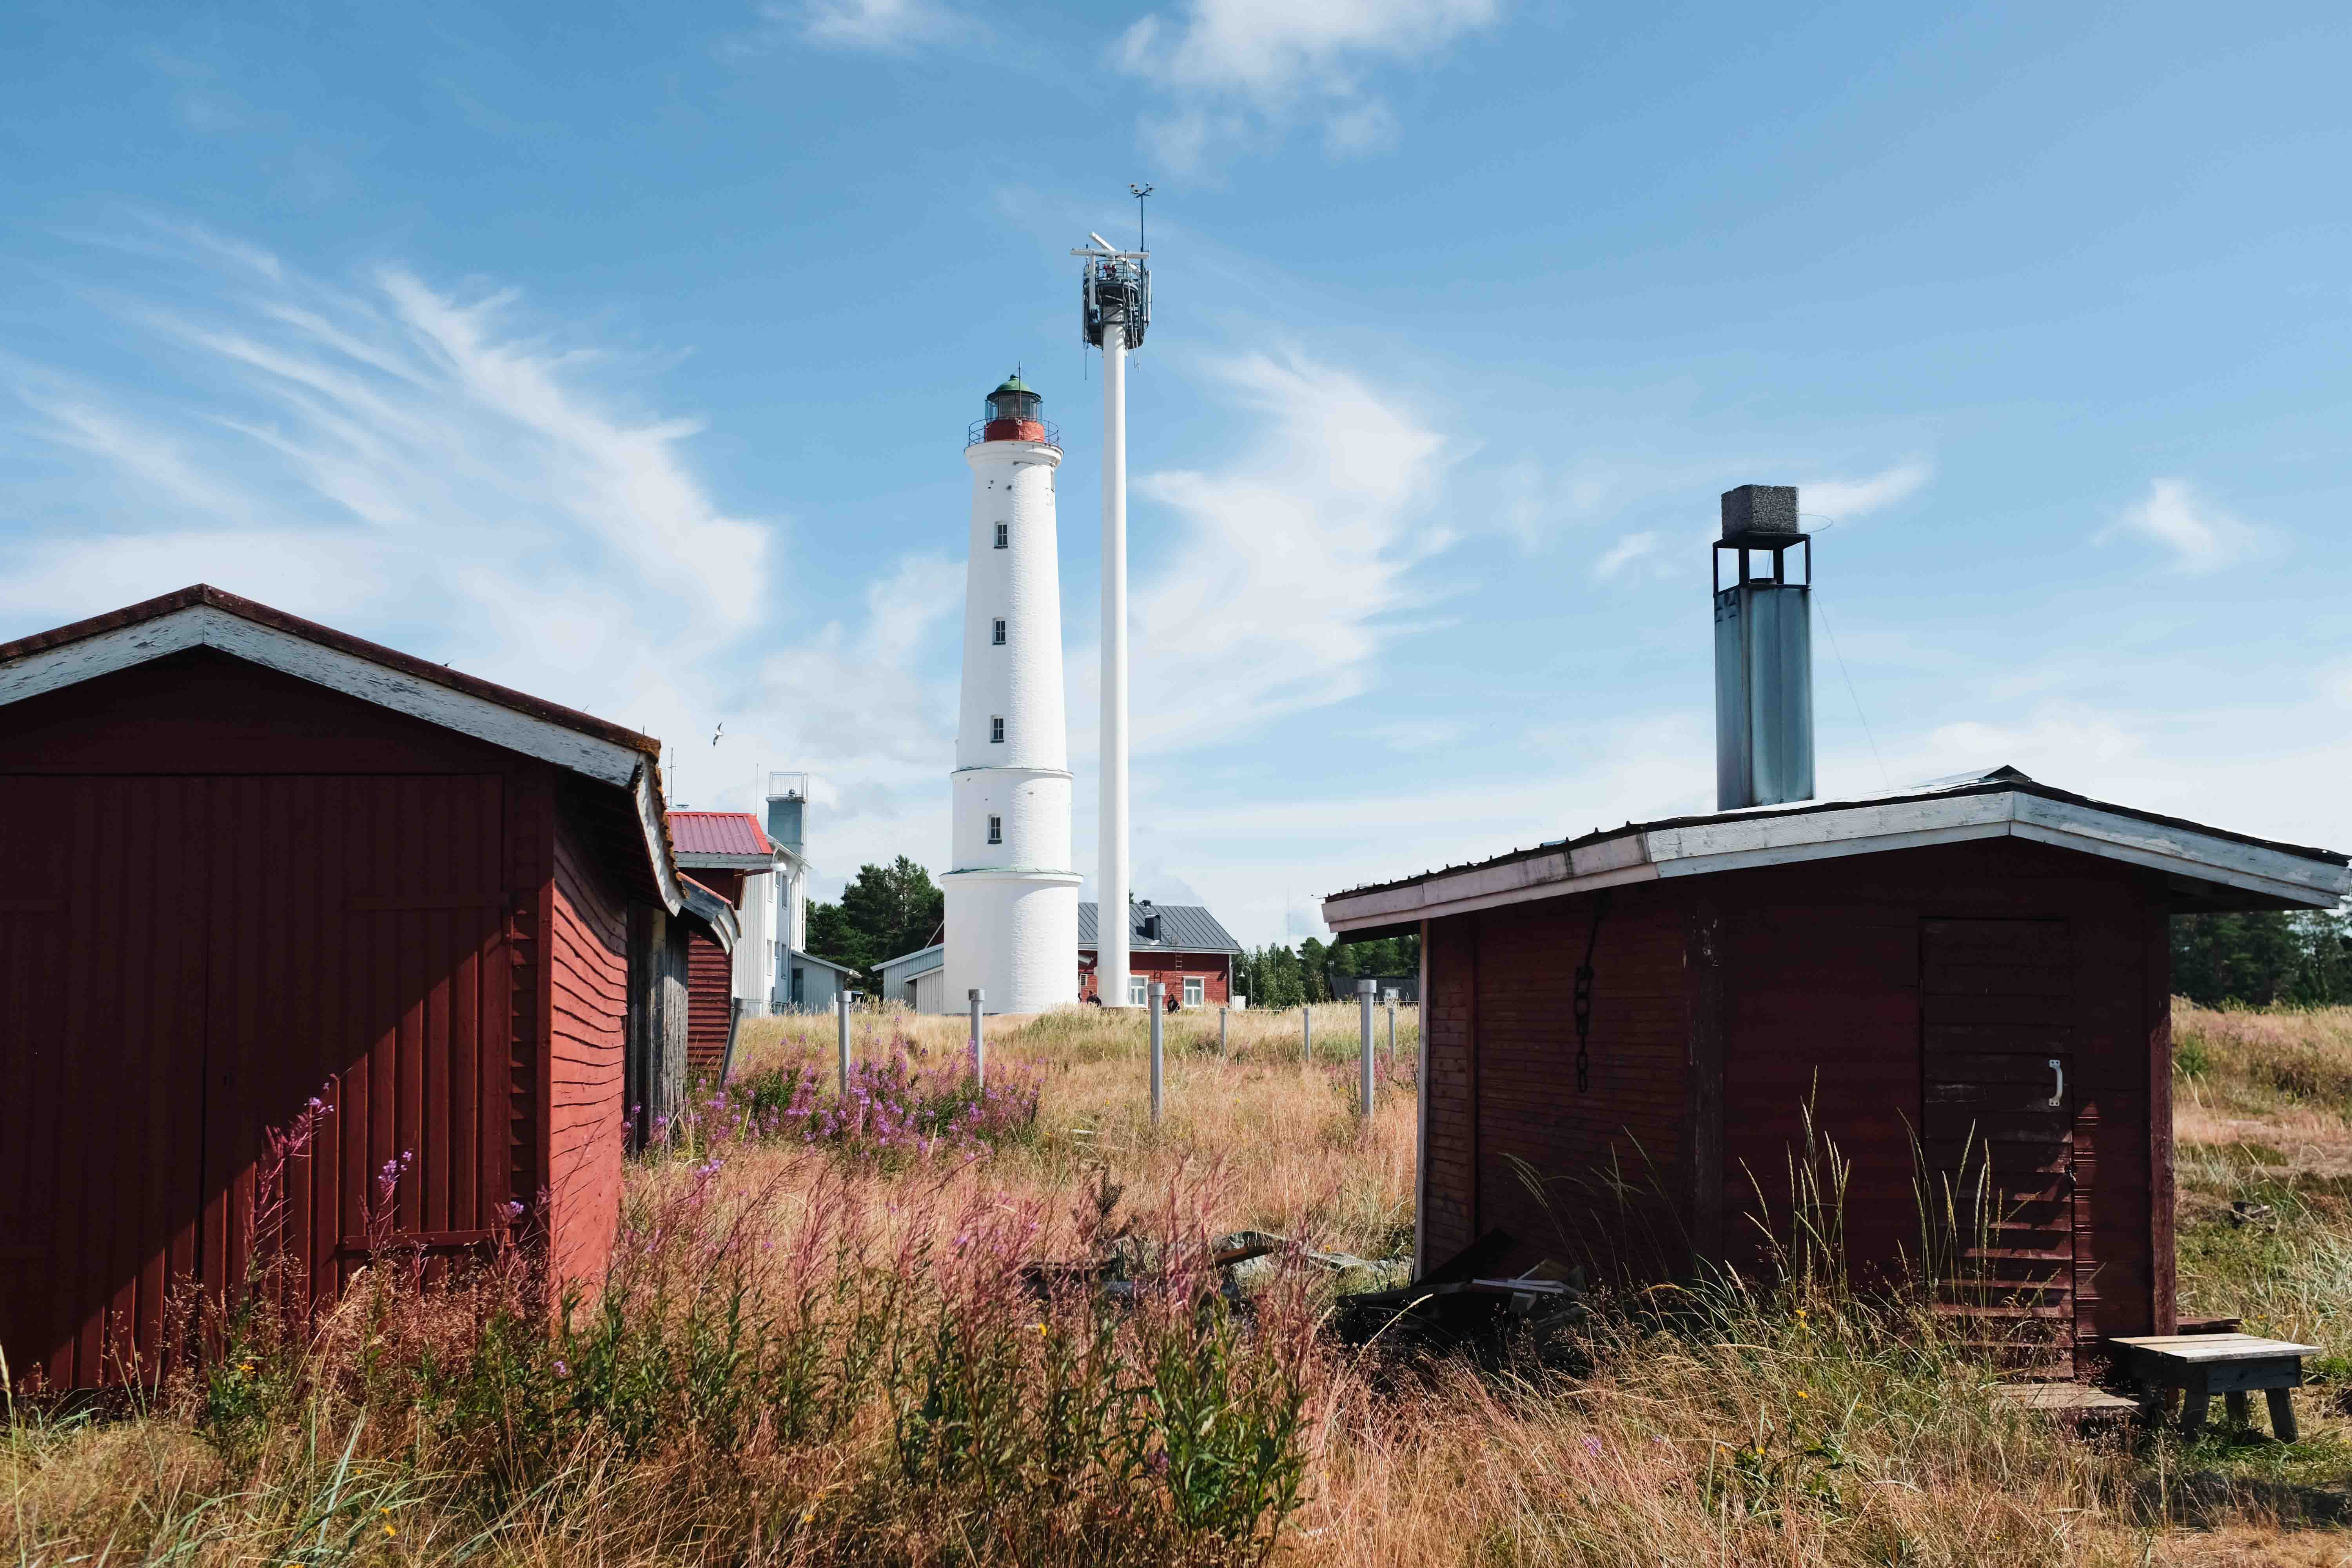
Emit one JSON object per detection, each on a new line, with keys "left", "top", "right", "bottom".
{"left": 1713, "top": 485, "right": 1815, "bottom": 810}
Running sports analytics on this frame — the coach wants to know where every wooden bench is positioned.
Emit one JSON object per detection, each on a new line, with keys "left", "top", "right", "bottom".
{"left": 2109, "top": 1333, "right": 2321, "bottom": 1440}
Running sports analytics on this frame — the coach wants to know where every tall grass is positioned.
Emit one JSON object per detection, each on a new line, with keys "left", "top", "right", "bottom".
{"left": 15, "top": 1000, "right": 2352, "bottom": 1564}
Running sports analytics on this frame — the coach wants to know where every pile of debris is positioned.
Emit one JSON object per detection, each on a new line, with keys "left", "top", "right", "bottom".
{"left": 1330, "top": 1229, "right": 1592, "bottom": 1353}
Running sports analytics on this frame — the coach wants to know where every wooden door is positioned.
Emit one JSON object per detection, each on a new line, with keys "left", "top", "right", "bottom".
{"left": 1920, "top": 917, "right": 2076, "bottom": 1370}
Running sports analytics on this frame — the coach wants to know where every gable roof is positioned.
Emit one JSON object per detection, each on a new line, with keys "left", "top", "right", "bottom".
{"left": 1079, "top": 900, "right": 1243, "bottom": 954}
{"left": 666, "top": 811, "right": 775, "bottom": 867}
{"left": 1322, "top": 766, "right": 2350, "bottom": 932}
{"left": 0, "top": 585, "right": 696, "bottom": 918}
{"left": 875, "top": 942, "right": 944, "bottom": 978}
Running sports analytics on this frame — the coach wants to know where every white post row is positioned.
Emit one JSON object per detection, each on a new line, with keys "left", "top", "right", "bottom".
{"left": 968, "top": 988, "right": 985, "bottom": 1089}
{"left": 1149, "top": 980, "right": 1165, "bottom": 1123}
{"left": 1357, "top": 978, "right": 1377, "bottom": 1118}
{"left": 837, "top": 989, "right": 854, "bottom": 1090}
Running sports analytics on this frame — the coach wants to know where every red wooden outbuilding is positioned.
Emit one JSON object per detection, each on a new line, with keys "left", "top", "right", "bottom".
{"left": 666, "top": 812, "right": 777, "bottom": 1079}
{"left": 1324, "top": 487, "right": 2352, "bottom": 1376}
{"left": 0, "top": 586, "right": 727, "bottom": 1390}
{"left": 1328, "top": 775, "right": 2348, "bottom": 1374}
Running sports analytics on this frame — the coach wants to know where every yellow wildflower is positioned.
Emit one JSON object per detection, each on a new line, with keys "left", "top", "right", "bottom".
{"left": 1795, "top": 1389, "right": 1809, "bottom": 1399}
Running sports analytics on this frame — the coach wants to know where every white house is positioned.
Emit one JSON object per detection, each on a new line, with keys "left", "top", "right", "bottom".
{"left": 875, "top": 942, "right": 945, "bottom": 1013}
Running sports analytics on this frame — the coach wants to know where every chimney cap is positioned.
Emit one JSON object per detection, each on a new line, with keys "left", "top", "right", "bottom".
{"left": 1721, "top": 484, "right": 1800, "bottom": 542}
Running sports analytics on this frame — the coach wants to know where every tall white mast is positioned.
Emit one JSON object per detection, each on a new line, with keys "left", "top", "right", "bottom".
{"left": 1076, "top": 203, "right": 1150, "bottom": 1007}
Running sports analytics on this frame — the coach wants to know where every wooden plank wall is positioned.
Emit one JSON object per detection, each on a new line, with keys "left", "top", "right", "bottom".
{"left": 686, "top": 933, "right": 734, "bottom": 1076}
{"left": 548, "top": 808, "right": 632, "bottom": 1293}
{"left": 1471, "top": 883, "right": 1691, "bottom": 1279}
{"left": 1419, "top": 912, "right": 1478, "bottom": 1269}
{"left": 1716, "top": 838, "right": 2160, "bottom": 1358}
{"left": 0, "top": 768, "right": 511, "bottom": 1389}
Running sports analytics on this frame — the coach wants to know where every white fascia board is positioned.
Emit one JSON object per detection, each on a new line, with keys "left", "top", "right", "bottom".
{"left": 673, "top": 852, "right": 777, "bottom": 873}
{"left": 1641, "top": 791, "right": 2015, "bottom": 863}
{"left": 1323, "top": 788, "right": 2349, "bottom": 928}
{"left": 1324, "top": 846, "right": 1660, "bottom": 930}
{"left": 0, "top": 604, "right": 645, "bottom": 789}
{"left": 2011, "top": 796, "right": 2349, "bottom": 906}
{"left": 678, "top": 880, "right": 738, "bottom": 953}
{"left": 632, "top": 768, "right": 689, "bottom": 918}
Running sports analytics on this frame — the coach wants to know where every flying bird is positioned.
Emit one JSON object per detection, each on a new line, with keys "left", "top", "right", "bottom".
{"left": 711, "top": 722, "right": 724, "bottom": 746}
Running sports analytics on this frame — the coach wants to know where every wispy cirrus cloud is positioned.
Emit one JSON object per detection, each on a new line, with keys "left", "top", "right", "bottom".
{"left": 0, "top": 221, "right": 962, "bottom": 890}
{"left": 1800, "top": 459, "right": 1930, "bottom": 523}
{"left": 1116, "top": 0, "right": 1504, "bottom": 167}
{"left": 728, "top": 0, "right": 969, "bottom": 55}
{"left": 2100, "top": 477, "right": 2275, "bottom": 574}
{"left": 1114, "top": 347, "right": 1457, "bottom": 752}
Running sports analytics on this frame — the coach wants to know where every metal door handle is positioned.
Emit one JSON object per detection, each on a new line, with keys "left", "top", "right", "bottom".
{"left": 2048, "top": 1057, "right": 2064, "bottom": 1109}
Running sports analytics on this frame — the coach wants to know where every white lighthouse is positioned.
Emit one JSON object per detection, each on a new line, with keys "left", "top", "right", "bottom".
{"left": 940, "top": 374, "right": 1082, "bottom": 1015}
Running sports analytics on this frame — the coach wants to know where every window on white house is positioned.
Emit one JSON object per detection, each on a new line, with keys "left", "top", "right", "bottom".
{"left": 1183, "top": 976, "right": 1203, "bottom": 1007}
{"left": 990, "top": 715, "right": 1005, "bottom": 743}
{"left": 987, "top": 815, "right": 1002, "bottom": 844}
{"left": 992, "top": 618, "right": 1006, "bottom": 645}
{"left": 1128, "top": 976, "right": 1148, "bottom": 1006}
{"left": 994, "top": 523, "right": 1008, "bottom": 548}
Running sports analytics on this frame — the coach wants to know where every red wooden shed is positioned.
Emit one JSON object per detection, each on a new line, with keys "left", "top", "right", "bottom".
{"left": 0, "top": 586, "right": 725, "bottom": 1390}
{"left": 1323, "top": 488, "right": 2350, "bottom": 1376}
{"left": 1326, "top": 770, "right": 2349, "bottom": 1372}
{"left": 666, "top": 811, "right": 777, "bottom": 1080}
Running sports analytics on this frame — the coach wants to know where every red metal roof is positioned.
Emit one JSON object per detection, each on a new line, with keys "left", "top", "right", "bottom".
{"left": 665, "top": 811, "right": 772, "bottom": 858}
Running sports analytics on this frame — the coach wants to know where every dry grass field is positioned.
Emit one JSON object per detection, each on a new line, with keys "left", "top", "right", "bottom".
{"left": 9, "top": 1000, "right": 2352, "bottom": 1564}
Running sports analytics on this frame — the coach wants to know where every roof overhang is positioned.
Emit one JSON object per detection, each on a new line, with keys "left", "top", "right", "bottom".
{"left": 1323, "top": 775, "right": 2350, "bottom": 931}
{"left": 0, "top": 586, "right": 695, "bottom": 920}
{"left": 673, "top": 852, "right": 777, "bottom": 873}
{"left": 786, "top": 948, "right": 859, "bottom": 976}
{"left": 677, "top": 880, "right": 739, "bottom": 953}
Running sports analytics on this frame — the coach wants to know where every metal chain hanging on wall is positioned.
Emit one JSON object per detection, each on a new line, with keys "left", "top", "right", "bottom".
{"left": 1573, "top": 890, "right": 1611, "bottom": 1093}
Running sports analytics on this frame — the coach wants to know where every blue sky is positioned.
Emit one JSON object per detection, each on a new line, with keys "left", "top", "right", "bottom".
{"left": 4, "top": 0, "right": 2348, "bottom": 944}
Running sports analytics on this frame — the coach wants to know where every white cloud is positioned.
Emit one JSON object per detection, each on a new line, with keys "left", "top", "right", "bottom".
{"left": 1114, "top": 348, "right": 1456, "bottom": 753}
{"left": 2100, "top": 477, "right": 2272, "bottom": 574}
{"left": 775, "top": 0, "right": 965, "bottom": 51}
{"left": 1592, "top": 530, "right": 1659, "bottom": 581}
{"left": 0, "top": 225, "right": 964, "bottom": 899}
{"left": 1799, "top": 459, "right": 1930, "bottom": 523}
{"left": 1117, "top": 0, "right": 1503, "bottom": 167}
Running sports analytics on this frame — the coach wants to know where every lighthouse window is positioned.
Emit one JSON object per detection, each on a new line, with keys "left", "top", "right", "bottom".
{"left": 994, "top": 523, "right": 1008, "bottom": 549}
{"left": 992, "top": 618, "right": 1006, "bottom": 645}
{"left": 990, "top": 715, "right": 1005, "bottom": 743}
{"left": 987, "top": 815, "right": 1002, "bottom": 845}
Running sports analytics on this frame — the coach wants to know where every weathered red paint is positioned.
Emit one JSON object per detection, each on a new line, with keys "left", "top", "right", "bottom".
{"left": 1418, "top": 837, "right": 2167, "bottom": 1375}
{"left": 0, "top": 648, "right": 652, "bottom": 1389}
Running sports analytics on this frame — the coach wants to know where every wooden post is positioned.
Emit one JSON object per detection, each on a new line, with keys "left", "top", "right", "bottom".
{"left": 836, "top": 988, "right": 853, "bottom": 1092}
{"left": 1150, "top": 982, "right": 1165, "bottom": 1123}
{"left": 2267, "top": 1387, "right": 2300, "bottom": 1443}
{"left": 967, "top": 989, "right": 985, "bottom": 1089}
{"left": 1219, "top": 1005, "right": 1228, "bottom": 1060}
{"left": 1357, "top": 979, "right": 1377, "bottom": 1118}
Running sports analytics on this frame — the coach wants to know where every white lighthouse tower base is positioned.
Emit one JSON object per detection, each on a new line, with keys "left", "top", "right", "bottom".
{"left": 940, "top": 375, "right": 1080, "bottom": 1016}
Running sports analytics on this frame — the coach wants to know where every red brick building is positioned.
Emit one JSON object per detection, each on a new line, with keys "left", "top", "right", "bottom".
{"left": 1078, "top": 899, "right": 1241, "bottom": 1007}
